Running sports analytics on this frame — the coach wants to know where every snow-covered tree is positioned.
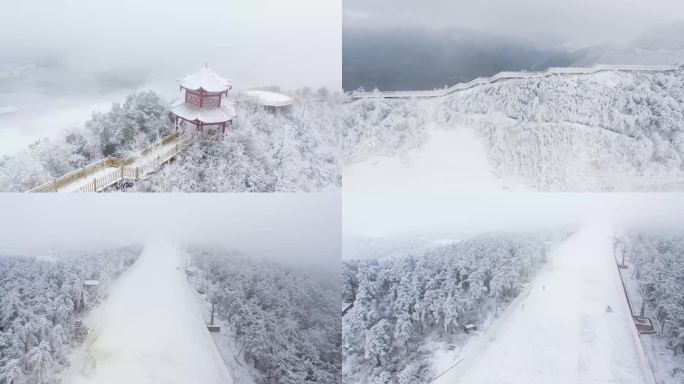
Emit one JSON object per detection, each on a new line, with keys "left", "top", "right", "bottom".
{"left": 188, "top": 247, "right": 340, "bottom": 384}
{"left": 0, "top": 246, "right": 141, "bottom": 382}
{"left": 342, "top": 231, "right": 553, "bottom": 384}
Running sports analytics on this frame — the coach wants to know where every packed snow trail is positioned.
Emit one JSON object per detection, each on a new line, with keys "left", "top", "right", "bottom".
{"left": 343, "top": 126, "right": 504, "bottom": 191}
{"left": 62, "top": 242, "right": 233, "bottom": 384}
{"left": 445, "top": 224, "right": 653, "bottom": 384}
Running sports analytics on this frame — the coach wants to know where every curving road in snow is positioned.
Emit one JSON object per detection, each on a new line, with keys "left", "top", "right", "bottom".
{"left": 62, "top": 242, "right": 233, "bottom": 384}
{"left": 441, "top": 224, "right": 654, "bottom": 384}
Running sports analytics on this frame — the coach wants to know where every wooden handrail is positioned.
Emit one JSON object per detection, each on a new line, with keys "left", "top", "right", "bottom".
{"left": 29, "top": 132, "right": 188, "bottom": 192}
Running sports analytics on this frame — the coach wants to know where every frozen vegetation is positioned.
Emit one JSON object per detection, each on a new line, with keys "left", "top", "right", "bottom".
{"left": 133, "top": 93, "right": 341, "bottom": 192}
{"left": 61, "top": 242, "right": 232, "bottom": 384}
{"left": 0, "top": 246, "right": 141, "bottom": 384}
{"left": 617, "top": 231, "right": 684, "bottom": 384}
{"left": 342, "top": 69, "right": 684, "bottom": 191}
{"left": 452, "top": 224, "right": 652, "bottom": 384}
{"left": 188, "top": 247, "right": 341, "bottom": 384}
{"left": 0, "top": 91, "right": 173, "bottom": 192}
{"left": 342, "top": 232, "right": 557, "bottom": 384}
{"left": 0, "top": 90, "right": 341, "bottom": 192}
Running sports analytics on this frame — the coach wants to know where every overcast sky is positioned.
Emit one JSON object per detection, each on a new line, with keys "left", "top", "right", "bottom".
{"left": 0, "top": 0, "right": 341, "bottom": 91}
{"left": 344, "top": 0, "right": 684, "bottom": 47}
{"left": 0, "top": 194, "right": 340, "bottom": 270}
{"left": 343, "top": 193, "right": 684, "bottom": 239}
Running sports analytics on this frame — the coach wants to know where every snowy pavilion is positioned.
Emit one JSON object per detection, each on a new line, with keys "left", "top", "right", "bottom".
{"left": 170, "top": 65, "right": 237, "bottom": 134}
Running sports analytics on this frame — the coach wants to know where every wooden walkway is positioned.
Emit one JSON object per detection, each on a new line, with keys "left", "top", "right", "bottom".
{"left": 29, "top": 132, "right": 192, "bottom": 192}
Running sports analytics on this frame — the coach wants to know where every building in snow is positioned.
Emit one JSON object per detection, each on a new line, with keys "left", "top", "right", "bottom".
{"left": 243, "top": 89, "right": 293, "bottom": 113}
{"left": 170, "top": 65, "right": 237, "bottom": 134}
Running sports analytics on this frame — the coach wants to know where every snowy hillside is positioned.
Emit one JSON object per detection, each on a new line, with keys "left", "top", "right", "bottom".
{"left": 0, "top": 90, "right": 341, "bottom": 193}
{"left": 450, "top": 224, "right": 652, "bottom": 384}
{"left": 0, "top": 246, "right": 141, "bottom": 384}
{"left": 188, "top": 247, "right": 341, "bottom": 384}
{"left": 342, "top": 69, "right": 684, "bottom": 191}
{"left": 342, "top": 232, "right": 555, "bottom": 384}
{"left": 616, "top": 231, "right": 684, "bottom": 384}
{"left": 61, "top": 242, "right": 233, "bottom": 384}
{"left": 131, "top": 95, "right": 341, "bottom": 193}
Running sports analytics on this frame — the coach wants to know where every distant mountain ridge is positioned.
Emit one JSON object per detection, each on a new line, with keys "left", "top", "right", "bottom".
{"left": 343, "top": 23, "right": 684, "bottom": 92}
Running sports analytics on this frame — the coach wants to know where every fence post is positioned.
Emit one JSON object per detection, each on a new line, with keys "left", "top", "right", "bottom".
{"left": 136, "top": 167, "right": 139, "bottom": 179}
{"left": 93, "top": 178, "right": 97, "bottom": 192}
{"left": 53, "top": 179, "right": 57, "bottom": 192}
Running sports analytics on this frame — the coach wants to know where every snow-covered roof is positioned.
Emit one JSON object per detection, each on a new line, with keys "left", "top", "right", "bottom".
{"left": 179, "top": 66, "right": 232, "bottom": 93}
{"left": 170, "top": 101, "right": 236, "bottom": 124}
{"left": 243, "top": 90, "right": 293, "bottom": 107}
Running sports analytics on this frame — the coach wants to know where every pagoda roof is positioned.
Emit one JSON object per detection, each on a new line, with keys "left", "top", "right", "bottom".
{"left": 179, "top": 66, "right": 232, "bottom": 93}
{"left": 170, "top": 100, "right": 236, "bottom": 124}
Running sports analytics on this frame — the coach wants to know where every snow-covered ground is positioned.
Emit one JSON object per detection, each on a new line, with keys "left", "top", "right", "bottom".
{"left": 57, "top": 167, "right": 119, "bottom": 192}
{"left": 61, "top": 242, "right": 233, "bottom": 384}
{"left": 49, "top": 135, "right": 182, "bottom": 192}
{"left": 620, "top": 256, "right": 683, "bottom": 384}
{"left": 188, "top": 275, "right": 258, "bottom": 384}
{"left": 130, "top": 138, "right": 182, "bottom": 171}
{"left": 343, "top": 126, "right": 505, "bottom": 191}
{"left": 242, "top": 90, "right": 293, "bottom": 107}
{"left": 439, "top": 224, "right": 653, "bottom": 384}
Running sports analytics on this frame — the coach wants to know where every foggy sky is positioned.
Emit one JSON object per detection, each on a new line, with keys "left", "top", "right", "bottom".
{"left": 343, "top": 193, "right": 684, "bottom": 238}
{"left": 0, "top": 194, "right": 340, "bottom": 270}
{"left": 344, "top": 0, "right": 684, "bottom": 47}
{"left": 0, "top": 0, "right": 341, "bottom": 91}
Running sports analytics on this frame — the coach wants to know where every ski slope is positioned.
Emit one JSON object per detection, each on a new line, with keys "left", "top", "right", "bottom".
{"left": 62, "top": 242, "right": 233, "bottom": 384}
{"left": 343, "top": 127, "right": 504, "bottom": 191}
{"left": 444, "top": 224, "right": 653, "bottom": 384}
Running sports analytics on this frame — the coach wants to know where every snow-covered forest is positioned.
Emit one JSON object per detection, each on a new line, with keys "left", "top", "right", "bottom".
{"left": 0, "top": 246, "right": 141, "bottom": 384}
{"left": 0, "top": 91, "right": 172, "bottom": 192}
{"left": 133, "top": 92, "right": 341, "bottom": 192}
{"left": 189, "top": 247, "right": 341, "bottom": 384}
{"left": 616, "top": 231, "right": 684, "bottom": 383}
{"left": 342, "top": 69, "right": 684, "bottom": 190}
{"left": 342, "top": 232, "right": 554, "bottom": 384}
{"left": 0, "top": 90, "right": 341, "bottom": 192}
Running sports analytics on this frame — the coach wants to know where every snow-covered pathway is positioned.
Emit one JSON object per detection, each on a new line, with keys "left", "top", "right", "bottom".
{"left": 343, "top": 126, "right": 504, "bottom": 192}
{"left": 62, "top": 242, "right": 233, "bottom": 384}
{"left": 447, "top": 224, "right": 653, "bottom": 384}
